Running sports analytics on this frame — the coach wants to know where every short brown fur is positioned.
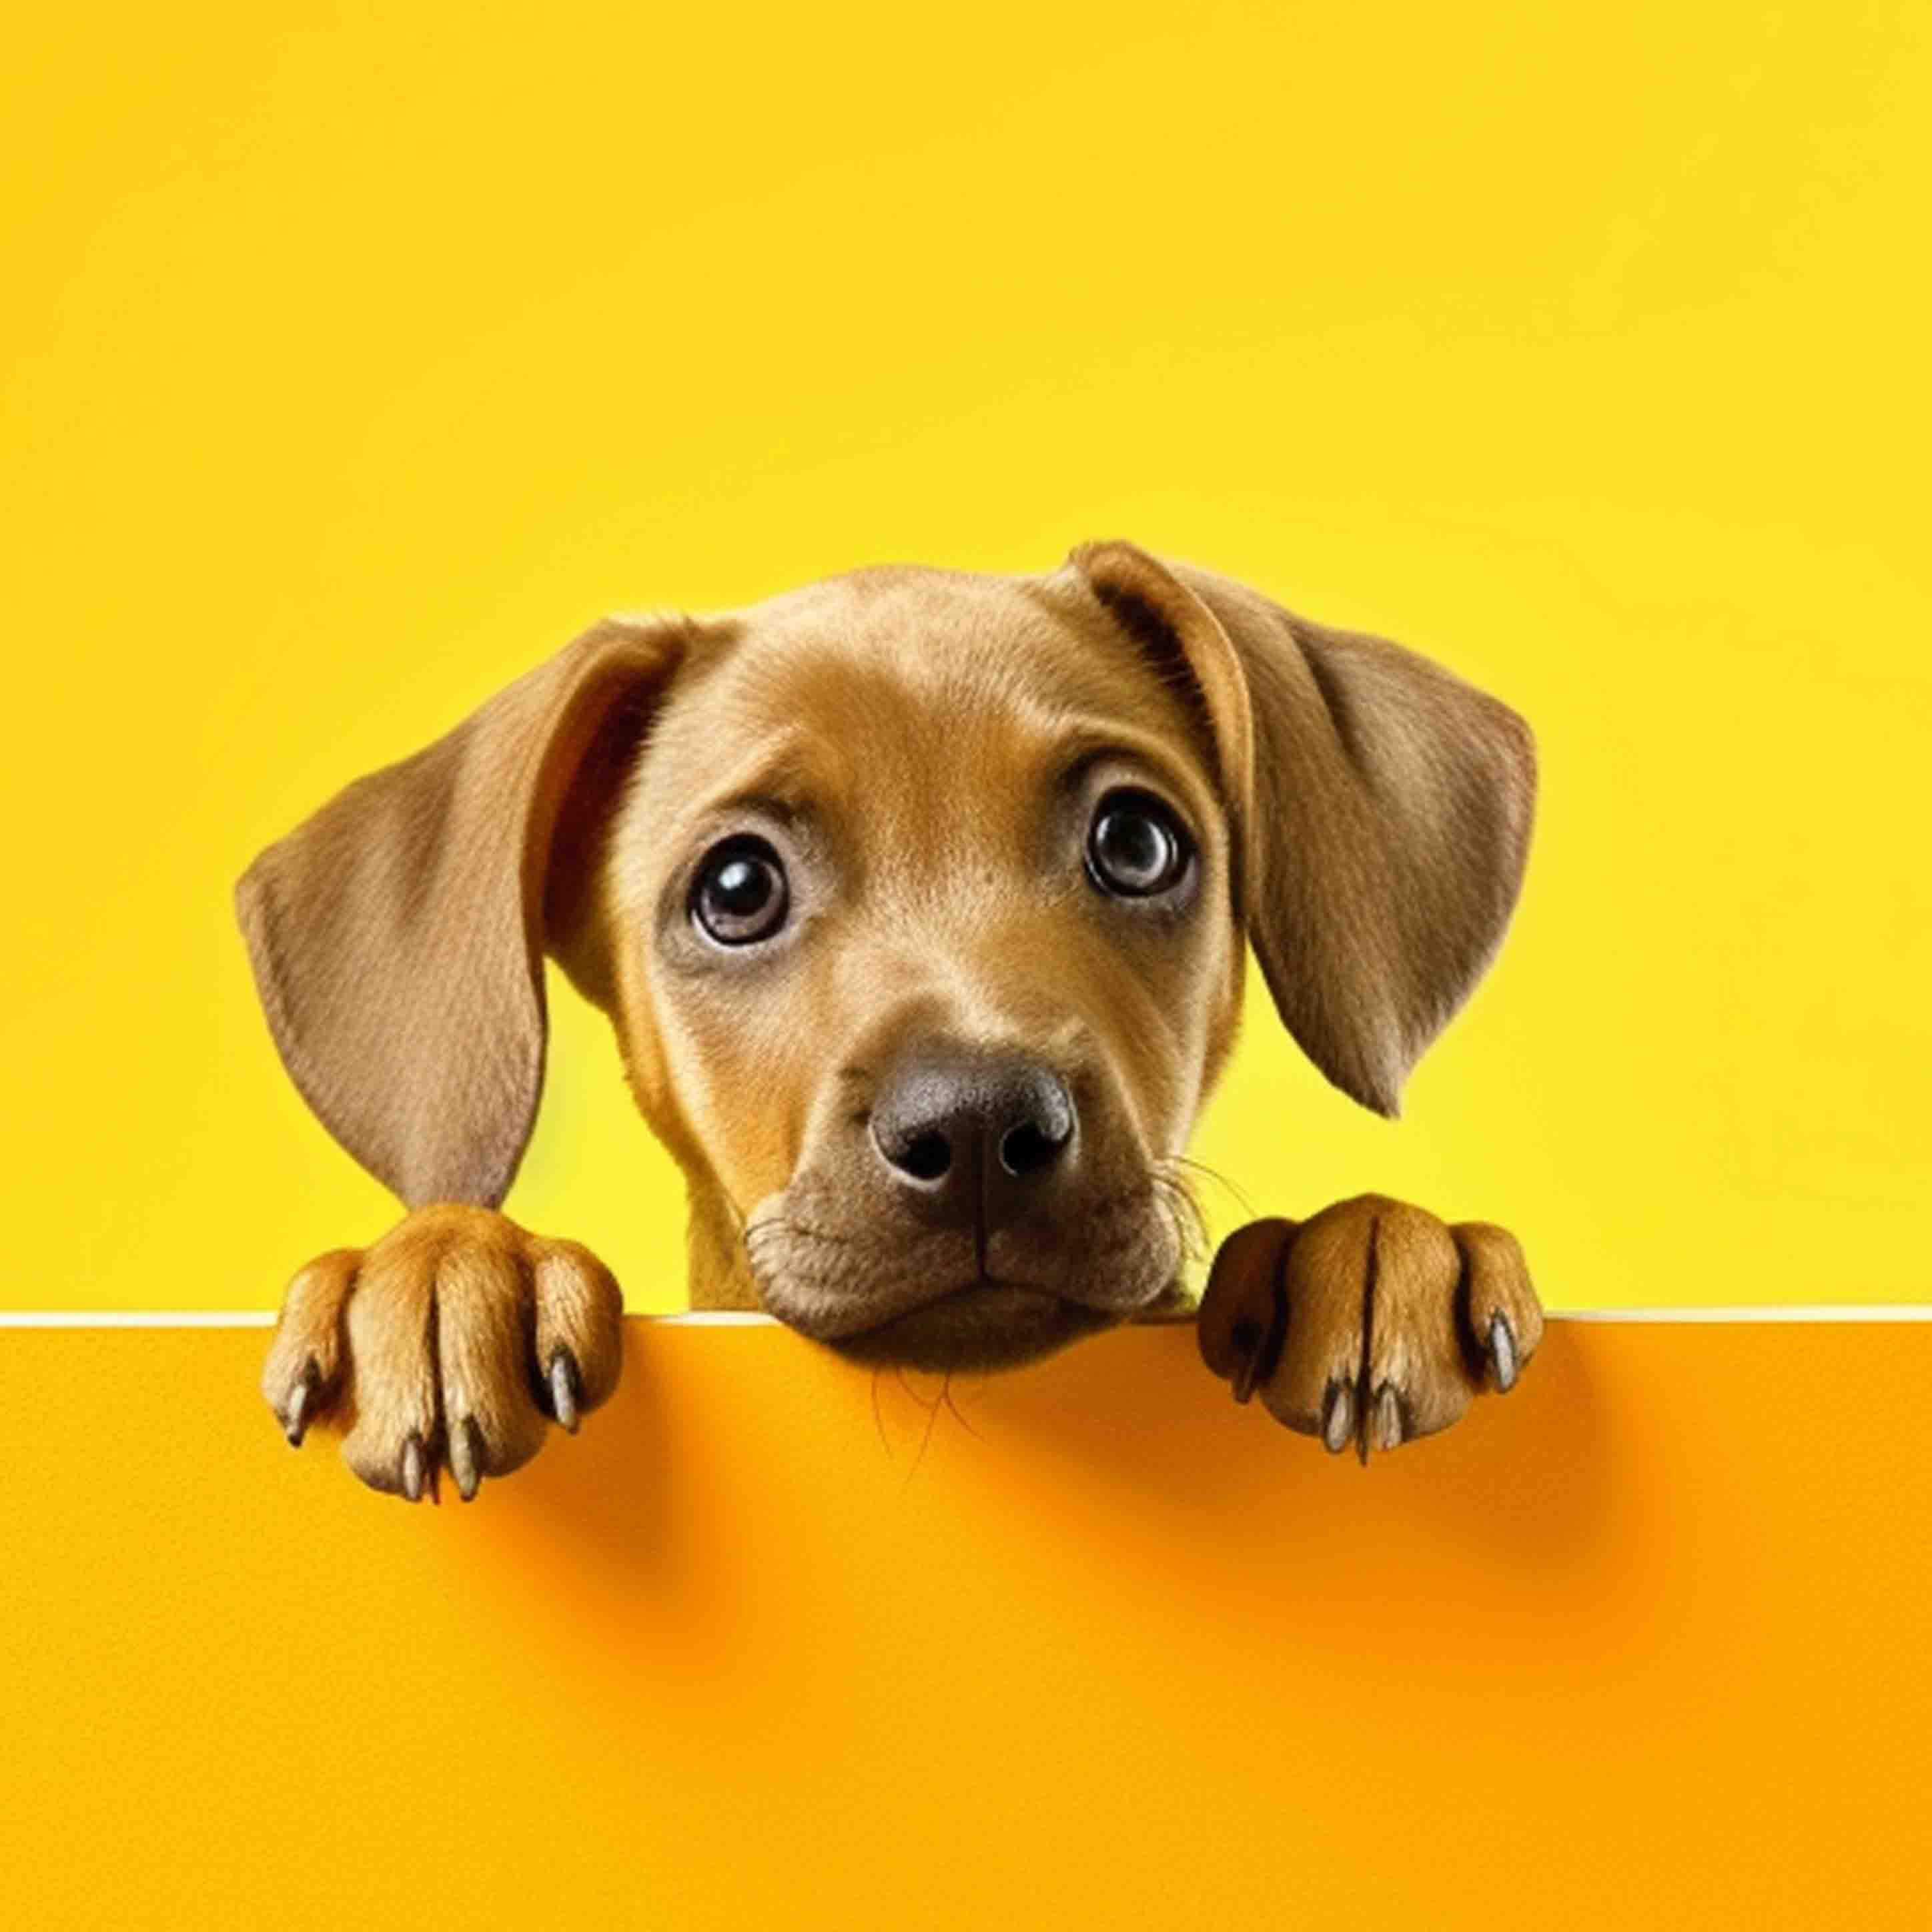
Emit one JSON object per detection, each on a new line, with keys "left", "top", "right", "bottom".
{"left": 242, "top": 544, "right": 1542, "bottom": 1498}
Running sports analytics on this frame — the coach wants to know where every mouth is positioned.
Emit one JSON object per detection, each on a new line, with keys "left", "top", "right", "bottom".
{"left": 821, "top": 1278, "right": 1119, "bottom": 1372}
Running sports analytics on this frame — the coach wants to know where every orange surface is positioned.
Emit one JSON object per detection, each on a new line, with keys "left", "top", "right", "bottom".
{"left": 1, "top": 1317, "right": 1925, "bottom": 1928}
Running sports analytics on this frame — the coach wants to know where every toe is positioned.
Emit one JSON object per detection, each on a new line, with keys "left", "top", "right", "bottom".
{"left": 338, "top": 1252, "right": 440, "bottom": 1497}
{"left": 434, "top": 1244, "right": 548, "bottom": 1491}
{"left": 1198, "top": 1219, "right": 1295, "bottom": 1402}
{"left": 530, "top": 1240, "right": 626, "bottom": 1420}
{"left": 1453, "top": 1222, "right": 1543, "bottom": 1390}
{"left": 262, "top": 1250, "right": 360, "bottom": 1445}
{"left": 1357, "top": 1205, "right": 1474, "bottom": 1445}
{"left": 1258, "top": 1207, "right": 1385, "bottom": 1437}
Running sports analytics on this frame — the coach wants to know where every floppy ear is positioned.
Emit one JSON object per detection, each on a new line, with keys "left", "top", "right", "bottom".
{"left": 1067, "top": 542, "right": 1536, "bottom": 1117}
{"left": 235, "top": 613, "right": 697, "bottom": 1208}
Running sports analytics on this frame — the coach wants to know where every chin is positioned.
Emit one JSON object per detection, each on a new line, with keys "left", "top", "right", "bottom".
{"left": 819, "top": 1282, "right": 1120, "bottom": 1373}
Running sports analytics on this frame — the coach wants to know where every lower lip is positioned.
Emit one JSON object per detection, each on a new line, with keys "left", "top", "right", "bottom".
{"left": 824, "top": 1281, "right": 1113, "bottom": 1366}
{"left": 919, "top": 1279, "right": 1056, "bottom": 1314}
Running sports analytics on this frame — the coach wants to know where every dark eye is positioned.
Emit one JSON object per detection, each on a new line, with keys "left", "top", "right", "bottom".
{"left": 690, "top": 837, "right": 789, "bottom": 945}
{"left": 1085, "top": 788, "right": 1194, "bottom": 899}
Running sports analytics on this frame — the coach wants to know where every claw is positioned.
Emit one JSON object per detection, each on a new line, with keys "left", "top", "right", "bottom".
{"left": 400, "top": 1433, "right": 426, "bottom": 1502}
{"left": 548, "top": 1350, "right": 582, "bottom": 1434}
{"left": 449, "top": 1416, "right": 482, "bottom": 1502}
{"left": 1488, "top": 1310, "right": 1519, "bottom": 1392}
{"left": 1229, "top": 1325, "right": 1264, "bottom": 1404}
{"left": 1321, "top": 1380, "right": 1354, "bottom": 1454}
{"left": 1229, "top": 1287, "right": 1289, "bottom": 1405}
{"left": 1373, "top": 1382, "right": 1404, "bottom": 1453}
{"left": 283, "top": 1362, "right": 318, "bottom": 1447}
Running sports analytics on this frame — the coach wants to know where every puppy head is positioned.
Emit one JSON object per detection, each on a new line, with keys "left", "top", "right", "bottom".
{"left": 238, "top": 545, "right": 1534, "bottom": 1370}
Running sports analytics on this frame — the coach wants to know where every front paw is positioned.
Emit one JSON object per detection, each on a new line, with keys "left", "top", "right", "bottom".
{"left": 1197, "top": 1195, "right": 1542, "bottom": 1460}
{"left": 260, "top": 1203, "right": 624, "bottom": 1501}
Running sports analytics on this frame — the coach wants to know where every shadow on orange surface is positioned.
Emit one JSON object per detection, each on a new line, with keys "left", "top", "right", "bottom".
{"left": 486, "top": 1325, "right": 1757, "bottom": 1768}
{"left": 1, "top": 1320, "right": 1923, "bottom": 1928}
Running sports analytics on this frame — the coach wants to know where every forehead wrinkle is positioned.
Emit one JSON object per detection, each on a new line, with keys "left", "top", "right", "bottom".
{"left": 639, "top": 586, "right": 1224, "bottom": 867}
{"left": 1046, "top": 714, "right": 1225, "bottom": 825}
{"left": 630, "top": 720, "right": 840, "bottom": 867}
{"left": 675, "top": 730, "right": 837, "bottom": 832}
{"left": 727, "top": 636, "right": 1048, "bottom": 795}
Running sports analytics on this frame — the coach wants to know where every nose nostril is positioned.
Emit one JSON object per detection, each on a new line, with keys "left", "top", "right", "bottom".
{"left": 873, "top": 1056, "right": 1075, "bottom": 1198}
{"left": 999, "top": 1120, "right": 1067, "bottom": 1178}
{"left": 898, "top": 1131, "right": 953, "bottom": 1183}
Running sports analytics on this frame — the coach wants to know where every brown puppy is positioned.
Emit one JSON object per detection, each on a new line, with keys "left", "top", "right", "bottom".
{"left": 239, "top": 542, "right": 1543, "bottom": 1500}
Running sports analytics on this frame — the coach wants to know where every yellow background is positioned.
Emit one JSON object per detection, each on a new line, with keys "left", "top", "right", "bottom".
{"left": 5, "top": 15, "right": 1930, "bottom": 1919}
{"left": 4, "top": 0, "right": 1929, "bottom": 1310}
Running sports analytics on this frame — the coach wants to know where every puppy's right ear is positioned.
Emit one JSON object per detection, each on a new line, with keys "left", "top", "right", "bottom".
{"left": 236, "top": 613, "right": 703, "bottom": 1211}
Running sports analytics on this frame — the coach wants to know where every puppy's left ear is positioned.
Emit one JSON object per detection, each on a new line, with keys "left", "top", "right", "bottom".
{"left": 236, "top": 613, "right": 701, "bottom": 1209}
{"left": 1065, "top": 542, "right": 1536, "bottom": 1116}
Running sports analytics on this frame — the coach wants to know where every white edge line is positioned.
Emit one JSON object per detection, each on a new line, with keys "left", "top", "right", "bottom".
{"left": 1, "top": 1306, "right": 1929, "bottom": 1329}
{"left": 0, "top": 1311, "right": 281, "bottom": 1328}
{"left": 0, "top": 1310, "right": 774, "bottom": 1328}
{"left": 1554, "top": 1305, "right": 1932, "bottom": 1322}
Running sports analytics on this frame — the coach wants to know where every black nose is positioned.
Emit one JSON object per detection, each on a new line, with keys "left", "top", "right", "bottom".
{"left": 869, "top": 1047, "right": 1077, "bottom": 1228}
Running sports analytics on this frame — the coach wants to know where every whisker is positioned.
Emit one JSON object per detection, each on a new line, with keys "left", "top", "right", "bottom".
{"left": 1149, "top": 1165, "right": 1211, "bottom": 1265}
{"left": 742, "top": 1218, "right": 859, "bottom": 1251}
{"left": 1166, "top": 1153, "right": 1256, "bottom": 1220}
{"left": 1157, "top": 1161, "right": 1212, "bottom": 1232}
{"left": 904, "top": 1370, "right": 946, "bottom": 1488}
{"left": 1153, "top": 1201, "right": 1196, "bottom": 1272}
{"left": 940, "top": 1372, "right": 981, "bottom": 1441}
